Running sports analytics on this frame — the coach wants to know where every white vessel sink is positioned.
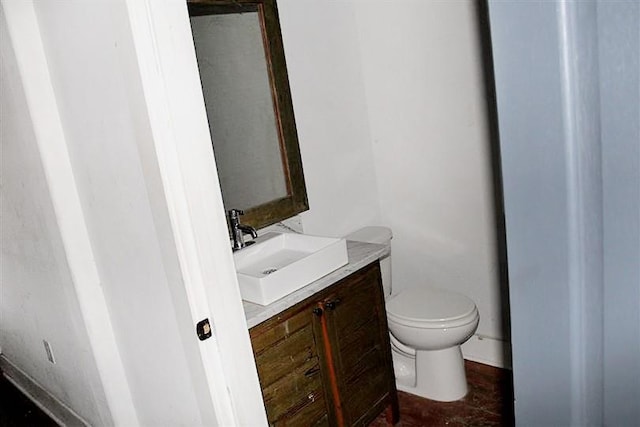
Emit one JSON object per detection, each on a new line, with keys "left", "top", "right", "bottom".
{"left": 233, "top": 232, "right": 348, "bottom": 305}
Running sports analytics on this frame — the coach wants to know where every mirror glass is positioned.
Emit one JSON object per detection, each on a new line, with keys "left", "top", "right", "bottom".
{"left": 188, "top": 1, "right": 308, "bottom": 229}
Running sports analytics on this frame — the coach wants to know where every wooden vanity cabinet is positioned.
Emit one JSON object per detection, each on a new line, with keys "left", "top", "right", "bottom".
{"left": 249, "top": 261, "right": 399, "bottom": 426}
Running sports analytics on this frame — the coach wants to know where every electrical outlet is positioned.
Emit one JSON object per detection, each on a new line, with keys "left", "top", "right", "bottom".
{"left": 43, "top": 340, "right": 55, "bottom": 364}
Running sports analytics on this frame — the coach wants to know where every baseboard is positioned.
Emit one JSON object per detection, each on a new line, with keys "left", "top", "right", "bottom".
{"left": 461, "top": 334, "right": 512, "bottom": 369}
{"left": 0, "top": 355, "right": 89, "bottom": 426}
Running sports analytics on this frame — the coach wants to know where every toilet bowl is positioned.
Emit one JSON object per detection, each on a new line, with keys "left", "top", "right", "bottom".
{"left": 386, "top": 287, "right": 479, "bottom": 401}
{"left": 346, "top": 227, "right": 480, "bottom": 402}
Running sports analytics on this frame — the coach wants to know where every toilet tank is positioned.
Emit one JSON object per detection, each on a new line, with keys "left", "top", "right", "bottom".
{"left": 345, "top": 227, "right": 393, "bottom": 296}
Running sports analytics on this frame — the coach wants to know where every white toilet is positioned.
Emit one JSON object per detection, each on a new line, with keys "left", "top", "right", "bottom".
{"left": 346, "top": 227, "right": 479, "bottom": 402}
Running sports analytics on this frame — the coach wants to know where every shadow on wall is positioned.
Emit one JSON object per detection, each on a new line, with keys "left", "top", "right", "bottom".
{"left": 475, "top": 0, "right": 512, "bottom": 366}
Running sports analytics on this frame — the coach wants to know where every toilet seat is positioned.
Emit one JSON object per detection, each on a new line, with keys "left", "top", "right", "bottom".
{"left": 386, "top": 287, "right": 478, "bottom": 329}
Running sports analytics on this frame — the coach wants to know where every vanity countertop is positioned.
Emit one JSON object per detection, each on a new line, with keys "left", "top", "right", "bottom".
{"left": 243, "top": 240, "right": 389, "bottom": 328}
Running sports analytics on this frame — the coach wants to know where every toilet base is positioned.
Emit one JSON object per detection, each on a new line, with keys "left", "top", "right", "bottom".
{"left": 394, "top": 345, "right": 469, "bottom": 402}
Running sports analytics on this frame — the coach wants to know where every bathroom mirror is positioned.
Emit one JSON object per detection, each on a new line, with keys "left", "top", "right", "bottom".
{"left": 188, "top": 0, "right": 308, "bottom": 230}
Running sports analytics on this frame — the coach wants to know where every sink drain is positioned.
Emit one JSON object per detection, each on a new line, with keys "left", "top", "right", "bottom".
{"left": 262, "top": 268, "right": 278, "bottom": 275}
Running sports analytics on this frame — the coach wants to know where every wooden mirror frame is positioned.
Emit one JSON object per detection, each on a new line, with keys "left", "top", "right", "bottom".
{"left": 188, "top": 0, "right": 308, "bottom": 230}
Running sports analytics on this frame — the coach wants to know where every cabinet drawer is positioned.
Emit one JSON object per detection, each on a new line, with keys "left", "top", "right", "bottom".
{"left": 255, "top": 323, "right": 317, "bottom": 387}
{"left": 251, "top": 307, "right": 312, "bottom": 353}
{"left": 272, "top": 390, "right": 330, "bottom": 427}
{"left": 262, "top": 358, "right": 325, "bottom": 422}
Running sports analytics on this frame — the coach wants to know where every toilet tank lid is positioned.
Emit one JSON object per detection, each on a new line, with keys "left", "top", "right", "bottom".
{"left": 345, "top": 226, "right": 392, "bottom": 244}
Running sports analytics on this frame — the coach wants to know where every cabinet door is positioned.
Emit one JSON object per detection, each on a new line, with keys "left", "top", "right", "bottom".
{"left": 250, "top": 304, "right": 333, "bottom": 426}
{"left": 321, "top": 262, "right": 398, "bottom": 426}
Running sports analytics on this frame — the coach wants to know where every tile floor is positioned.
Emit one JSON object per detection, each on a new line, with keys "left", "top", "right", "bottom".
{"left": 370, "top": 361, "right": 514, "bottom": 427}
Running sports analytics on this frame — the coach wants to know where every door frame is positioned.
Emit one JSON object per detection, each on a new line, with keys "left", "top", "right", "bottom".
{"left": 123, "top": 0, "right": 267, "bottom": 424}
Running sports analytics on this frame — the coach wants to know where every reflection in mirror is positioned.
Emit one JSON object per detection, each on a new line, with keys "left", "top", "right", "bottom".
{"left": 188, "top": 1, "right": 308, "bottom": 229}
{"left": 190, "top": 11, "right": 287, "bottom": 209}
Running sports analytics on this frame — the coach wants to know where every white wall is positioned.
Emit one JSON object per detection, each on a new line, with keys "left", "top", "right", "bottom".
{"left": 354, "top": 0, "right": 504, "bottom": 366}
{"left": 31, "top": 2, "right": 222, "bottom": 425}
{"left": 278, "top": 0, "right": 382, "bottom": 237}
{"left": 0, "top": 9, "right": 113, "bottom": 424}
{"left": 279, "top": 0, "right": 505, "bottom": 365}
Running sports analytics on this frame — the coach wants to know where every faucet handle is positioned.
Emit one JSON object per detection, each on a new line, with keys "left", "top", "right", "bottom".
{"left": 228, "top": 208, "right": 244, "bottom": 220}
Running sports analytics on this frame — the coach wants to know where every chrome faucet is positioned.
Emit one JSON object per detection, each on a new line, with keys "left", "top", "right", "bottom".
{"left": 228, "top": 209, "right": 258, "bottom": 251}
